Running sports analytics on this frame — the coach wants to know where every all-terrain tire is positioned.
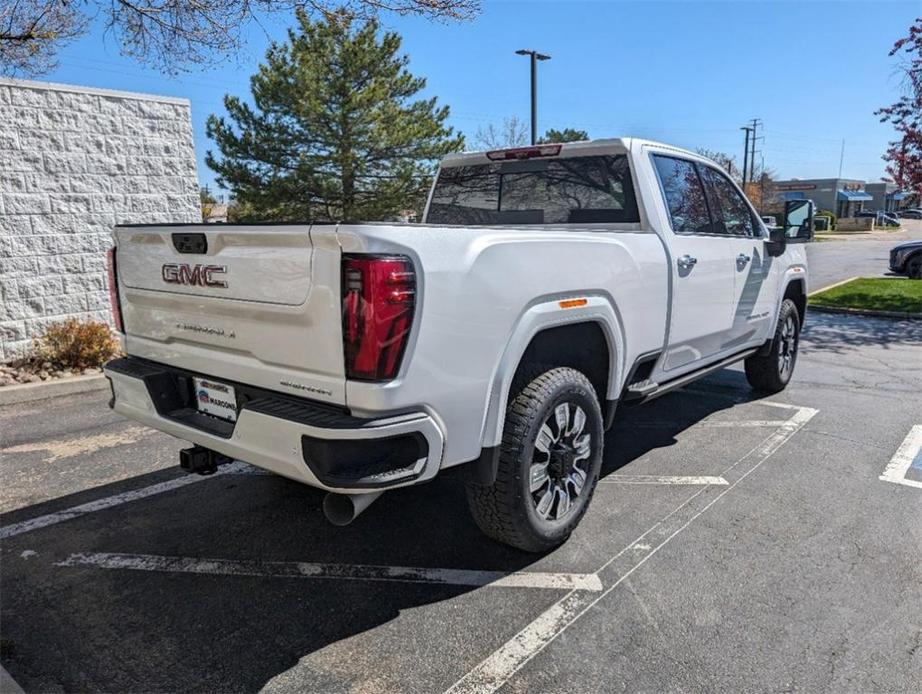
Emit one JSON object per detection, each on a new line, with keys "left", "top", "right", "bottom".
{"left": 744, "top": 298, "right": 801, "bottom": 393}
{"left": 465, "top": 367, "right": 604, "bottom": 553}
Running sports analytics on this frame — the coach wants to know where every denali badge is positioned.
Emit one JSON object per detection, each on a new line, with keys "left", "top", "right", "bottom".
{"left": 162, "top": 263, "right": 227, "bottom": 288}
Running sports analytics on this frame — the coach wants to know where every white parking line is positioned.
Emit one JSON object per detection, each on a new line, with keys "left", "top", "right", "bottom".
{"left": 599, "top": 475, "right": 728, "bottom": 486}
{"left": 0, "top": 462, "right": 252, "bottom": 540}
{"left": 681, "top": 388, "right": 804, "bottom": 412}
{"left": 55, "top": 552, "right": 604, "bottom": 592}
{"left": 879, "top": 425, "right": 922, "bottom": 490}
{"left": 446, "top": 404, "right": 817, "bottom": 694}
{"left": 628, "top": 420, "right": 788, "bottom": 429}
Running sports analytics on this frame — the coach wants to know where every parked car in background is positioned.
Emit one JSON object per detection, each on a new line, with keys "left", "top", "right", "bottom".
{"left": 890, "top": 240, "right": 922, "bottom": 279}
{"left": 899, "top": 208, "right": 922, "bottom": 220}
{"left": 878, "top": 212, "right": 900, "bottom": 227}
{"left": 761, "top": 215, "right": 778, "bottom": 228}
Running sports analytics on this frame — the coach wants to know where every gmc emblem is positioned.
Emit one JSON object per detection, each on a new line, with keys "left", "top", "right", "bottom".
{"left": 162, "top": 263, "right": 228, "bottom": 288}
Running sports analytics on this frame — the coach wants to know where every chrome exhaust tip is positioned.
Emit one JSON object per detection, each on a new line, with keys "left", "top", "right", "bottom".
{"left": 322, "top": 491, "right": 383, "bottom": 526}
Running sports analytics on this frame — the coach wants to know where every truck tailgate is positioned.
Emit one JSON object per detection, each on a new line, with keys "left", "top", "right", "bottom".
{"left": 113, "top": 224, "right": 346, "bottom": 405}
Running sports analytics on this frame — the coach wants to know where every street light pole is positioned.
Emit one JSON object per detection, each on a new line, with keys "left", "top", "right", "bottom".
{"left": 515, "top": 49, "right": 551, "bottom": 145}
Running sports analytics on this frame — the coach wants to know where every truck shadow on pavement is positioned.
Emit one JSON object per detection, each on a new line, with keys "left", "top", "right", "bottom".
{"left": 1, "top": 374, "right": 762, "bottom": 693}
{"left": 802, "top": 312, "right": 922, "bottom": 354}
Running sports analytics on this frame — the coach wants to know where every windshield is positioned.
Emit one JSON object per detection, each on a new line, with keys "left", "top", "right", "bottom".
{"left": 426, "top": 155, "right": 639, "bottom": 225}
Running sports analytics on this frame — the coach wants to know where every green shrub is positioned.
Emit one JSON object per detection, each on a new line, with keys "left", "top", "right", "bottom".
{"left": 32, "top": 319, "right": 119, "bottom": 370}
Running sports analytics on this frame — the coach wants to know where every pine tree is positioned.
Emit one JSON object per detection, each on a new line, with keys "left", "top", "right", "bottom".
{"left": 206, "top": 12, "right": 464, "bottom": 221}
{"left": 538, "top": 128, "right": 589, "bottom": 144}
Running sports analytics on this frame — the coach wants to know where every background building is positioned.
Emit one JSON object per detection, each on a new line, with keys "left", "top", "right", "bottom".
{"left": 771, "top": 178, "right": 872, "bottom": 218}
{"left": 864, "top": 182, "right": 906, "bottom": 213}
{"left": 0, "top": 78, "right": 199, "bottom": 361}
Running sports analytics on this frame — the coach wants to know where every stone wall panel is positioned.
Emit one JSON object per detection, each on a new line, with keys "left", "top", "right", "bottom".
{"left": 0, "top": 78, "right": 199, "bottom": 358}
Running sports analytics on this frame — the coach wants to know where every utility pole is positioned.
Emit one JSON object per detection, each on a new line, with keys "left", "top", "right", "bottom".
{"left": 741, "top": 126, "right": 752, "bottom": 188}
{"left": 515, "top": 49, "right": 551, "bottom": 145}
{"left": 748, "top": 118, "right": 762, "bottom": 185}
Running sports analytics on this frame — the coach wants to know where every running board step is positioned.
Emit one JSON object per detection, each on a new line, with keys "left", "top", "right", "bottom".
{"left": 625, "top": 379, "right": 659, "bottom": 397}
{"left": 623, "top": 347, "right": 758, "bottom": 406}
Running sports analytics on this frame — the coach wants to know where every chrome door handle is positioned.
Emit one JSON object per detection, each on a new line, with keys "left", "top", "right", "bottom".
{"left": 737, "top": 253, "right": 751, "bottom": 264}
{"left": 677, "top": 255, "right": 698, "bottom": 269}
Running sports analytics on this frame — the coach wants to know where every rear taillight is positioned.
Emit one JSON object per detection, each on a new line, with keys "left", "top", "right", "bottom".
{"left": 341, "top": 254, "right": 416, "bottom": 381}
{"left": 106, "top": 247, "right": 124, "bottom": 333}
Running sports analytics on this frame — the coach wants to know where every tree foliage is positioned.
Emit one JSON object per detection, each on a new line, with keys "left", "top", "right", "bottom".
{"left": 695, "top": 148, "right": 737, "bottom": 176}
{"left": 538, "top": 128, "right": 589, "bottom": 143}
{"left": 200, "top": 187, "right": 218, "bottom": 221}
{"left": 206, "top": 13, "right": 464, "bottom": 222}
{"left": 0, "top": 0, "right": 87, "bottom": 76}
{"left": 694, "top": 147, "right": 775, "bottom": 186}
{"left": 876, "top": 18, "right": 922, "bottom": 195}
{"left": 0, "top": 0, "right": 479, "bottom": 76}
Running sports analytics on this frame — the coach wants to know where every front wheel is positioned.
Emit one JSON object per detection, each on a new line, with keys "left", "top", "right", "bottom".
{"left": 466, "top": 367, "right": 604, "bottom": 552}
{"left": 907, "top": 254, "right": 922, "bottom": 280}
{"left": 744, "top": 298, "right": 801, "bottom": 393}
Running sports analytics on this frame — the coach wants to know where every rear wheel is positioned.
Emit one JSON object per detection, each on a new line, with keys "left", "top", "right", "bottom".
{"left": 744, "top": 299, "right": 801, "bottom": 393}
{"left": 466, "top": 367, "right": 604, "bottom": 552}
{"left": 907, "top": 254, "right": 922, "bottom": 280}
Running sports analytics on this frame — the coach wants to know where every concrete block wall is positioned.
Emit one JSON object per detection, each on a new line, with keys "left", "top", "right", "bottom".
{"left": 0, "top": 78, "right": 199, "bottom": 361}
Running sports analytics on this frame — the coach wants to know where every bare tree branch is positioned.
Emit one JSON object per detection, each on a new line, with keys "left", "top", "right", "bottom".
{"left": 0, "top": 0, "right": 480, "bottom": 76}
{"left": 474, "top": 115, "right": 528, "bottom": 150}
{"left": 0, "top": 0, "right": 87, "bottom": 76}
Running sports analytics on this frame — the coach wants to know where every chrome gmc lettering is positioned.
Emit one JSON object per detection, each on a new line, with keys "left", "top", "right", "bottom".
{"left": 162, "top": 263, "right": 228, "bottom": 288}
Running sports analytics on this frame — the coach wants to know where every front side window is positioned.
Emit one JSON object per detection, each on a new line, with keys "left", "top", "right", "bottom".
{"left": 701, "top": 167, "right": 757, "bottom": 237}
{"left": 426, "top": 155, "right": 639, "bottom": 225}
{"left": 651, "top": 155, "right": 714, "bottom": 234}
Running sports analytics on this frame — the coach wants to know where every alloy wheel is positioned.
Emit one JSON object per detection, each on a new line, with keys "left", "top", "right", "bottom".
{"left": 778, "top": 313, "right": 798, "bottom": 379}
{"left": 529, "top": 402, "right": 592, "bottom": 521}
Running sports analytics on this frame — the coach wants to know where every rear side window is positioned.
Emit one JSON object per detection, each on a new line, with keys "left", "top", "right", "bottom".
{"left": 427, "top": 155, "right": 639, "bottom": 225}
{"left": 701, "top": 167, "right": 757, "bottom": 237}
{"left": 651, "top": 155, "right": 714, "bottom": 234}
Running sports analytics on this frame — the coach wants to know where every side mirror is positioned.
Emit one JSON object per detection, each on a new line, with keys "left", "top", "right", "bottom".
{"left": 783, "top": 199, "right": 814, "bottom": 242}
{"left": 766, "top": 225, "right": 786, "bottom": 256}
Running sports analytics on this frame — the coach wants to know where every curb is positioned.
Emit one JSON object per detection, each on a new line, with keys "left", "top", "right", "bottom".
{"left": 808, "top": 304, "right": 922, "bottom": 320}
{"left": 0, "top": 374, "right": 108, "bottom": 406}
{"left": 1, "top": 665, "right": 26, "bottom": 694}
{"left": 809, "top": 277, "right": 859, "bottom": 297}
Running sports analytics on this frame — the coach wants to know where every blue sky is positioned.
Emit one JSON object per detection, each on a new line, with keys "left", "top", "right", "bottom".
{"left": 43, "top": 0, "right": 917, "bottom": 196}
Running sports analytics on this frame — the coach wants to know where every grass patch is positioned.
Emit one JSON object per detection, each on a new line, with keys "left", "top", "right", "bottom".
{"left": 810, "top": 278, "right": 922, "bottom": 314}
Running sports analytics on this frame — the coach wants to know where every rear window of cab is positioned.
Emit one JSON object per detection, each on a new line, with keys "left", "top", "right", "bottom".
{"left": 427, "top": 155, "right": 640, "bottom": 225}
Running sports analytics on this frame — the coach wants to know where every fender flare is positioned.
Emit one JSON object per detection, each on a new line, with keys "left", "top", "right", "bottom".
{"left": 478, "top": 294, "right": 626, "bottom": 450}
{"left": 776, "top": 267, "right": 807, "bottom": 323}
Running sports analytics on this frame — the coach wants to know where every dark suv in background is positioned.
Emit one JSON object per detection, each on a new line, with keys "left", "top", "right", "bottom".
{"left": 890, "top": 240, "right": 922, "bottom": 279}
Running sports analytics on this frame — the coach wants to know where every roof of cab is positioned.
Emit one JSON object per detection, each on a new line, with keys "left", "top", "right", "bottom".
{"left": 438, "top": 137, "right": 703, "bottom": 167}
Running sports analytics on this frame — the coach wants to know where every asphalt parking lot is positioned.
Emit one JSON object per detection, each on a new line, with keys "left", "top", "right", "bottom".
{"left": 1, "top": 312, "right": 921, "bottom": 693}
{"left": 807, "top": 219, "right": 922, "bottom": 290}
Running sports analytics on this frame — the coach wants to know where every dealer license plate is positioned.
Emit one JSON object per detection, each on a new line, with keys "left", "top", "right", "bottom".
{"left": 193, "top": 377, "right": 238, "bottom": 422}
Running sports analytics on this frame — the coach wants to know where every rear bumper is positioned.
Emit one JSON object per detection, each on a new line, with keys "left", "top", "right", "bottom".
{"left": 104, "top": 357, "right": 444, "bottom": 493}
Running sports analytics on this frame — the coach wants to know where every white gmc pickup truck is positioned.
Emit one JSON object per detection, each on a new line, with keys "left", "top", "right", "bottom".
{"left": 105, "top": 139, "right": 813, "bottom": 551}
